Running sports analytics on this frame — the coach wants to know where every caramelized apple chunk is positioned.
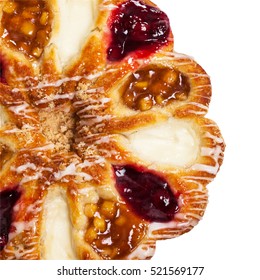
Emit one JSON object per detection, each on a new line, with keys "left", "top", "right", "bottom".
{"left": 84, "top": 199, "right": 147, "bottom": 259}
{"left": 121, "top": 65, "right": 190, "bottom": 111}
{"left": 1, "top": 0, "right": 53, "bottom": 58}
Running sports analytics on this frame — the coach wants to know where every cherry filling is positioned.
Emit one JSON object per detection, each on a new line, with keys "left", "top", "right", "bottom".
{"left": 0, "top": 59, "right": 6, "bottom": 83}
{"left": 113, "top": 165, "right": 179, "bottom": 222}
{"left": 107, "top": 0, "right": 170, "bottom": 61}
{"left": 0, "top": 188, "right": 21, "bottom": 250}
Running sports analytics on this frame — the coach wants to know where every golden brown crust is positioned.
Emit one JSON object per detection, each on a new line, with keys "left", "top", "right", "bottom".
{"left": 66, "top": 0, "right": 173, "bottom": 76}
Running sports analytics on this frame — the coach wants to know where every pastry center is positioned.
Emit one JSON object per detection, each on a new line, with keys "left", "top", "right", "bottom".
{"left": 38, "top": 108, "right": 75, "bottom": 152}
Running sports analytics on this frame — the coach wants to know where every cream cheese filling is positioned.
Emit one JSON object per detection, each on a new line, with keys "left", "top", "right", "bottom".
{"left": 124, "top": 118, "right": 200, "bottom": 168}
{"left": 41, "top": 187, "right": 76, "bottom": 260}
{"left": 51, "top": 0, "right": 97, "bottom": 67}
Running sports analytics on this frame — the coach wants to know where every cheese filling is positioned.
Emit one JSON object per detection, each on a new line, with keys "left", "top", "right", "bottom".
{"left": 41, "top": 187, "right": 76, "bottom": 260}
{"left": 124, "top": 118, "right": 200, "bottom": 168}
{"left": 51, "top": 0, "right": 97, "bottom": 67}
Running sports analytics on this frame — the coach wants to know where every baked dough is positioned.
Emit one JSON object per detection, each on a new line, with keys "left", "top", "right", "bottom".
{"left": 0, "top": 0, "right": 224, "bottom": 260}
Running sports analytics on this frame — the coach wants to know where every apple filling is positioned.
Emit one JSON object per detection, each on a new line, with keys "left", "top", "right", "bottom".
{"left": 1, "top": 0, "right": 53, "bottom": 58}
{"left": 121, "top": 65, "right": 190, "bottom": 111}
{"left": 84, "top": 198, "right": 147, "bottom": 259}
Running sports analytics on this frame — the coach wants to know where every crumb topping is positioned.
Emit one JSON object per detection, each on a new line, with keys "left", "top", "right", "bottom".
{"left": 38, "top": 107, "right": 75, "bottom": 152}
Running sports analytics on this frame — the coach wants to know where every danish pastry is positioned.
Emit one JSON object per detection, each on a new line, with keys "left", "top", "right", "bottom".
{"left": 0, "top": 0, "right": 224, "bottom": 260}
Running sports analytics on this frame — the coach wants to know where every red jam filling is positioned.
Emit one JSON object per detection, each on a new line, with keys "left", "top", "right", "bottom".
{"left": 107, "top": 0, "right": 170, "bottom": 61}
{"left": 0, "top": 59, "right": 6, "bottom": 84}
{"left": 113, "top": 165, "right": 179, "bottom": 222}
{"left": 0, "top": 188, "right": 21, "bottom": 250}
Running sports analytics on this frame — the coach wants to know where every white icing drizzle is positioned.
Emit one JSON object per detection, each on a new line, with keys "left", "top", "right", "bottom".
{"left": 54, "top": 162, "right": 92, "bottom": 182}
{"left": 25, "top": 199, "right": 44, "bottom": 215}
{"left": 2, "top": 127, "right": 26, "bottom": 134}
{"left": 191, "top": 145, "right": 223, "bottom": 175}
{"left": 4, "top": 244, "right": 38, "bottom": 260}
{"left": 2, "top": 124, "right": 37, "bottom": 134}
{"left": 78, "top": 114, "right": 112, "bottom": 127}
{"left": 187, "top": 102, "right": 209, "bottom": 111}
{"left": 21, "top": 143, "right": 55, "bottom": 152}
{"left": 8, "top": 102, "right": 36, "bottom": 121}
{"left": 127, "top": 241, "right": 156, "bottom": 260}
{"left": 15, "top": 162, "right": 37, "bottom": 173}
{"left": 5, "top": 198, "right": 44, "bottom": 259}
{"left": 76, "top": 97, "right": 110, "bottom": 114}
{"left": 9, "top": 220, "right": 36, "bottom": 240}
{"left": 191, "top": 130, "right": 223, "bottom": 175}
{"left": 204, "top": 131, "right": 225, "bottom": 144}
{"left": 37, "top": 144, "right": 55, "bottom": 152}
{"left": 99, "top": 3, "right": 118, "bottom": 11}
{"left": 10, "top": 70, "right": 114, "bottom": 93}
{"left": 19, "top": 166, "right": 53, "bottom": 185}
{"left": 99, "top": 0, "right": 118, "bottom": 10}
{"left": 182, "top": 175, "right": 213, "bottom": 183}
{"left": 34, "top": 92, "right": 75, "bottom": 105}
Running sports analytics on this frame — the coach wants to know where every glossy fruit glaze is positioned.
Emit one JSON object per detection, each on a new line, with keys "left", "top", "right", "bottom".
{"left": 84, "top": 199, "right": 147, "bottom": 259}
{"left": 107, "top": 0, "right": 170, "bottom": 61}
{"left": 113, "top": 165, "right": 179, "bottom": 222}
{"left": 0, "top": 188, "right": 21, "bottom": 250}
{"left": 0, "top": 59, "right": 6, "bottom": 83}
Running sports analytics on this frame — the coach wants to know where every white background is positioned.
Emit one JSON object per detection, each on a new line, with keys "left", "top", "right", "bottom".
{"left": 153, "top": 0, "right": 260, "bottom": 278}
{"left": 1, "top": 0, "right": 260, "bottom": 279}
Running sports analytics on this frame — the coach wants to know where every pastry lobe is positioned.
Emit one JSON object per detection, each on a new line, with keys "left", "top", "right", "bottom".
{"left": 74, "top": 114, "right": 224, "bottom": 259}
{"left": 75, "top": 53, "right": 211, "bottom": 140}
